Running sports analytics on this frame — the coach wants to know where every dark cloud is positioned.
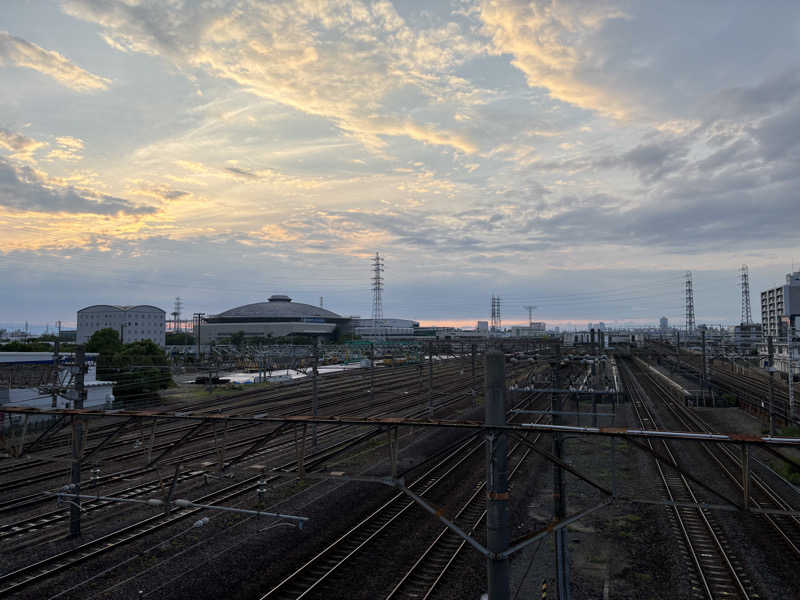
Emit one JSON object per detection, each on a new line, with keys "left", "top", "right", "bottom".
{"left": 0, "top": 158, "right": 155, "bottom": 215}
{"left": 224, "top": 166, "right": 259, "bottom": 179}
{"left": 620, "top": 139, "right": 689, "bottom": 182}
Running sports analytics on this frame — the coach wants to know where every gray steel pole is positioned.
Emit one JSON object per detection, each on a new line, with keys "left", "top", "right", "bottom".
{"left": 485, "top": 350, "right": 510, "bottom": 600}
{"left": 472, "top": 343, "right": 477, "bottom": 388}
{"left": 370, "top": 342, "right": 375, "bottom": 405}
{"left": 768, "top": 336, "right": 775, "bottom": 436}
{"left": 551, "top": 348, "right": 570, "bottom": 600}
{"left": 70, "top": 346, "right": 86, "bottom": 538}
{"left": 312, "top": 343, "right": 319, "bottom": 450}
{"left": 701, "top": 330, "right": 707, "bottom": 407}
{"left": 51, "top": 340, "right": 60, "bottom": 408}
{"left": 788, "top": 325, "right": 795, "bottom": 421}
{"left": 428, "top": 341, "right": 434, "bottom": 416}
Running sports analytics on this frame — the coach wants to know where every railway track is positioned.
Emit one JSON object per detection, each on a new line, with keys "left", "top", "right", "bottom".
{"left": 620, "top": 360, "right": 755, "bottom": 599}
{"left": 0, "top": 362, "right": 480, "bottom": 497}
{"left": 0, "top": 365, "right": 484, "bottom": 540}
{"left": 0, "top": 357, "right": 547, "bottom": 598}
{"left": 633, "top": 358, "right": 800, "bottom": 559}
{"left": 259, "top": 389, "right": 549, "bottom": 600}
{"left": 385, "top": 403, "right": 548, "bottom": 599}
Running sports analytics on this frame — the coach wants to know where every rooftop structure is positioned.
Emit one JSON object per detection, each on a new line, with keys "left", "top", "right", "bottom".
{"left": 199, "top": 295, "right": 350, "bottom": 343}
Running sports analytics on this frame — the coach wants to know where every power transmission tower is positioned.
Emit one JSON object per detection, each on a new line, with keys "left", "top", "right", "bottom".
{"left": 523, "top": 305, "right": 537, "bottom": 328}
{"left": 172, "top": 297, "right": 183, "bottom": 333}
{"left": 491, "top": 295, "right": 502, "bottom": 333}
{"left": 740, "top": 265, "right": 752, "bottom": 325}
{"left": 371, "top": 252, "right": 385, "bottom": 339}
{"left": 684, "top": 271, "right": 695, "bottom": 335}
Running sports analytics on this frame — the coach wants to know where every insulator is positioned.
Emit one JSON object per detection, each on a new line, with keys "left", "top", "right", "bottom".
{"left": 193, "top": 517, "right": 210, "bottom": 528}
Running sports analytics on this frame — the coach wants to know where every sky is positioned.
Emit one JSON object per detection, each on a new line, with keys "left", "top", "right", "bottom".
{"left": 1, "top": 0, "right": 799, "bottom": 332}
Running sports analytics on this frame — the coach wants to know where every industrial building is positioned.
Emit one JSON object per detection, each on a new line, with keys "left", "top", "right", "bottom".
{"left": 0, "top": 352, "right": 114, "bottom": 427}
{"left": 197, "top": 295, "right": 350, "bottom": 344}
{"left": 510, "top": 322, "right": 547, "bottom": 338}
{"left": 77, "top": 305, "right": 166, "bottom": 347}
{"left": 351, "top": 318, "right": 420, "bottom": 340}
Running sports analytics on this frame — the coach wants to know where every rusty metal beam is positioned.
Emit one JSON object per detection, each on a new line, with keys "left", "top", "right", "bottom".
{"left": 623, "top": 436, "right": 740, "bottom": 509}
{"left": 509, "top": 432, "right": 612, "bottom": 496}
{"left": 223, "top": 422, "right": 291, "bottom": 472}
{"left": 81, "top": 417, "right": 138, "bottom": 463}
{"left": 2, "top": 406, "right": 800, "bottom": 448}
{"left": 146, "top": 419, "right": 211, "bottom": 468}
{"left": 21, "top": 413, "right": 69, "bottom": 455}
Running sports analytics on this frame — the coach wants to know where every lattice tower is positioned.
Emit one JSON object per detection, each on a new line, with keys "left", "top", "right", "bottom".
{"left": 740, "top": 265, "right": 752, "bottom": 325}
{"left": 491, "top": 295, "right": 502, "bottom": 332}
{"left": 523, "top": 305, "right": 537, "bottom": 328}
{"left": 685, "top": 271, "right": 696, "bottom": 334}
{"left": 172, "top": 296, "right": 183, "bottom": 333}
{"left": 371, "top": 252, "right": 384, "bottom": 337}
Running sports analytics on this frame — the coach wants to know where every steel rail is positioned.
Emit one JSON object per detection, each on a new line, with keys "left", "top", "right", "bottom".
{"left": 622, "top": 360, "right": 751, "bottom": 600}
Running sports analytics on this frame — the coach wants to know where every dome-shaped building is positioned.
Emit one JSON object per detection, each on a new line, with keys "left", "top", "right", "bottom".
{"left": 198, "top": 295, "right": 351, "bottom": 343}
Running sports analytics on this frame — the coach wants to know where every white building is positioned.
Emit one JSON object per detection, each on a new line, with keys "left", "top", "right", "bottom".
{"left": 759, "top": 272, "right": 800, "bottom": 375}
{"left": 761, "top": 272, "right": 800, "bottom": 341}
{"left": 352, "top": 317, "right": 419, "bottom": 340}
{"left": 77, "top": 305, "right": 166, "bottom": 347}
{"left": 476, "top": 321, "right": 489, "bottom": 334}
{"left": 510, "top": 322, "right": 547, "bottom": 337}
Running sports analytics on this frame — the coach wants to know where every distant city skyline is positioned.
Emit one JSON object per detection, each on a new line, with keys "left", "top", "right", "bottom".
{"left": 2, "top": 2, "right": 799, "bottom": 328}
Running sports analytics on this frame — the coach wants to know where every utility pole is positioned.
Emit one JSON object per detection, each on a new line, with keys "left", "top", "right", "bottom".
{"left": 485, "top": 350, "right": 509, "bottom": 600}
{"left": 551, "top": 346, "right": 570, "bottom": 600}
{"left": 70, "top": 346, "right": 87, "bottom": 538}
{"left": 701, "top": 330, "right": 707, "bottom": 407}
{"left": 312, "top": 342, "right": 319, "bottom": 450}
{"left": 51, "top": 340, "right": 60, "bottom": 408}
{"left": 472, "top": 343, "right": 477, "bottom": 394}
{"left": 592, "top": 329, "right": 599, "bottom": 427}
{"left": 194, "top": 313, "right": 205, "bottom": 361}
{"left": 788, "top": 322, "right": 795, "bottom": 421}
{"left": 768, "top": 336, "right": 775, "bottom": 436}
{"left": 675, "top": 330, "right": 681, "bottom": 375}
{"left": 370, "top": 342, "right": 375, "bottom": 405}
{"left": 523, "top": 305, "right": 537, "bottom": 329}
{"left": 428, "top": 341, "right": 434, "bottom": 416}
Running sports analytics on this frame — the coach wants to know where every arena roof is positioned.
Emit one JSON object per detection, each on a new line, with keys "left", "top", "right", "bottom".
{"left": 210, "top": 295, "right": 344, "bottom": 321}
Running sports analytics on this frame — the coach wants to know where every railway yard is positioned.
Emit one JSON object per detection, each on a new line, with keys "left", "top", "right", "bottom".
{"left": 2, "top": 343, "right": 800, "bottom": 599}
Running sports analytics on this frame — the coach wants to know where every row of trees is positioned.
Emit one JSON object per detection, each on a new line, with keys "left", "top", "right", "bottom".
{"left": 87, "top": 328, "right": 172, "bottom": 406}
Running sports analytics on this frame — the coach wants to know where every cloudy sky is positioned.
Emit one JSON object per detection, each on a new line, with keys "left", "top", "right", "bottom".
{"left": 1, "top": 0, "right": 799, "bottom": 331}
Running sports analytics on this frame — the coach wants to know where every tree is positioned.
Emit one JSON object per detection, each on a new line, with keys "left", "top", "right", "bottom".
{"left": 230, "top": 330, "right": 247, "bottom": 348}
{"left": 96, "top": 338, "right": 172, "bottom": 406}
{"left": 165, "top": 331, "right": 194, "bottom": 345}
{"left": 0, "top": 340, "right": 52, "bottom": 352}
{"left": 86, "top": 328, "right": 123, "bottom": 356}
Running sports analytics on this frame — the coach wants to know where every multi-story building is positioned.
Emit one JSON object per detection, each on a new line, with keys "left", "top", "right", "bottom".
{"left": 760, "top": 272, "right": 800, "bottom": 375}
{"left": 761, "top": 272, "right": 800, "bottom": 340}
{"left": 77, "top": 305, "right": 166, "bottom": 347}
{"left": 659, "top": 316, "right": 669, "bottom": 330}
